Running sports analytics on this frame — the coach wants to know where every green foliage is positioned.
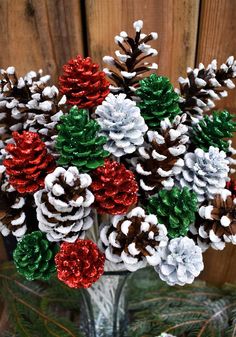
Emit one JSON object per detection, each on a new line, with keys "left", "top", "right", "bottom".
{"left": 136, "top": 74, "right": 181, "bottom": 129}
{"left": 0, "top": 262, "right": 84, "bottom": 337}
{"left": 191, "top": 110, "right": 236, "bottom": 152}
{"left": 147, "top": 187, "right": 198, "bottom": 239}
{"left": 56, "top": 106, "right": 109, "bottom": 172}
{"left": 13, "top": 231, "right": 58, "bottom": 281}
{"left": 127, "top": 268, "right": 236, "bottom": 337}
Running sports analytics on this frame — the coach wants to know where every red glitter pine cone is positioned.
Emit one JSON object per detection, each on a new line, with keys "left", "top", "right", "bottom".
{"left": 55, "top": 239, "right": 105, "bottom": 288}
{"left": 226, "top": 179, "right": 236, "bottom": 198}
{"left": 3, "top": 131, "right": 56, "bottom": 194}
{"left": 91, "top": 159, "right": 138, "bottom": 215}
{"left": 59, "top": 55, "right": 110, "bottom": 109}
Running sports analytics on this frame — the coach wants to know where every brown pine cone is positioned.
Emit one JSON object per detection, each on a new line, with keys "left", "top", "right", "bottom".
{"left": 189, "top": 189, "right": 236, "bottom": 251}
{"left": 134, "top": 114, "right": 189, "bottom": 195}
{"left": 100, "top": 207, "right": 168, "bottom": 272}
{"left": 0, "top": 172, "right": 27, "bottom": 239}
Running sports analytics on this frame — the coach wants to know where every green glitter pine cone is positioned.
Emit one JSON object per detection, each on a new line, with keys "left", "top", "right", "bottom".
{"left": 136, "top": 74, "right": 181, "bottom": 128}
{"left": 56, "top": 106, "right": 110, "bottom": 171}
{"left": 13, "top": 231, "right": 58, "bottom": 281}
{"left": 147, "top": 187, "right": 198, "bottom": 239}
{"left": 191, "top": 110, "right": 236, "bottom": 152}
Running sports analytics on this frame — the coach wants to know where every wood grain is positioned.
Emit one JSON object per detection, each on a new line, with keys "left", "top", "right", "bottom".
{"left": 85, "top": 0, "right": 200, "bottom": 85}
{"left": 196, "top": 0, "right": 236, "bottom": 285}
{"left": 0, "top": 0, "right": 84, "bottom": 83}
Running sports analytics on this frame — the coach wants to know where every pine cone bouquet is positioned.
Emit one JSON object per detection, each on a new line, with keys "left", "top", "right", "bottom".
{"left": 59, "top": 55, "right": 110, "bottom": 108}
{"left": 3, "top": 131, "right": 56, "bottom": 193}
{"left": 100, "top": 207, "right": 168, "bottom": 271}
{"left": 189, "top": 189, "right": 236, "bottom": 251}
{"left": 134, "top": 114, "right": 189, "bottom": 195}
{"left": 34, "top": 166, "right": 94, "bottom": 242}
{"left": 91, "top": 159, "right": 138, "bottom": 214}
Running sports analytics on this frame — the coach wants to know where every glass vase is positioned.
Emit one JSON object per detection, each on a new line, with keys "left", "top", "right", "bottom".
{"left": 80, "top": 270, "right": 129, "bottom": 337}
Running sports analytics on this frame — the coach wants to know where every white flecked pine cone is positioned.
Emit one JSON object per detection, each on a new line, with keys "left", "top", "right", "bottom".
{"left": 34, "top": 166, "right": 94, "bottom": 243}
{"left": 176, "top": 146, "right": 230, "bottom": 203}
{"left": 95, "top": 93, "right": 148, "bottom": 157}
{"left": 100, "top": 206, "right": 168, "bottom": 272}
{"left": 155, "top": 237, "right": 204, "bottom": 286}
{"left": 189, "top": 189, "right": 236, "bottom": 252}
{"left": 133, "top": 114, "right": 189, "bottom": 194}
{"left": 177, "top": 56, "right": 236, "bottom": 121}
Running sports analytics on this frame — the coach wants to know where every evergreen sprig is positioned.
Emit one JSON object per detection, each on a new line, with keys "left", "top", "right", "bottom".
{"left": 191, "top": 110, "right": 236, "bottom": 152}
{"left": 147, "top": 187, "right": 198, "bottom": 239}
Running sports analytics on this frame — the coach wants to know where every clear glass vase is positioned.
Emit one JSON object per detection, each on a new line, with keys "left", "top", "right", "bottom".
{"left": 80, "top": 270, "right": 129, "bottom": 337}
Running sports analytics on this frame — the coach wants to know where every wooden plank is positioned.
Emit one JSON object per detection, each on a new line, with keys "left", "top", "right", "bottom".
{"left": 0, "top": 0, "right": 84, "bottom": 83}
{"left": 85, "top": 0, "right": 200, "bottom": 86}
{"left": 196, "top": 0, "right": 236, "bottom": 285}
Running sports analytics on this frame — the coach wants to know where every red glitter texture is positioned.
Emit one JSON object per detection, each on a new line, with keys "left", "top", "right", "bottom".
{"left": 226, "top": 179, "right": 236, "bottom": 198}
{"left": 3, "top": 131, "right": 56, "bottom": 194}
{"left": 91, "top": 159, "right": 138, "bottom": 215}
{"left": 55, "top": 239, "right": 105, "bottom": 289}
{"left": 59, "top": 55, "right": 110, "bottom": 108}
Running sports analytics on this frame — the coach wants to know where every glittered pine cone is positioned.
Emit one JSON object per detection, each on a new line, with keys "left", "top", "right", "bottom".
{"left": 100, "top": 207, "right": 168, "bottom": 272}
{"left": 189, "top": 189, "right": 236, "bottom": 251}
{"left": 56, "top": 106, "right": 109, "bottom": 172}
{"left": 91, "top": 159, "right": 138, "bottom": 215}
{"left": 13, "top": 231, "right": 58, "bottom": 281}
{"left": 191, "top": 110, "right": 236, "bottom": 152}
{"left": 95, "top": 93, "right": 148, "bottom": 157}
{"left": 134, "top": 114, "right": 189, "bottom": 195}
{"left": 3, "top": 131, "right": 56, "bottom": 194}
{"left": 136, "top": 74, "right": 181, "bottom": 128}
{"left": 34, "top": 166, "right": 94, "bottom": 242}
{"left": 55, "top": 239, "right": 105, "bottom": 288}
{"left": 147, "top": 187, "right": 198, "bottom": 239}
{"left": 176, "top": 146, "right": 230, "bottom": 203}
{"left": 59, "top": 55, "right": 110, "bottom": 109}
{"left": 155, "top": 237, "right": 204, "bottom": 286}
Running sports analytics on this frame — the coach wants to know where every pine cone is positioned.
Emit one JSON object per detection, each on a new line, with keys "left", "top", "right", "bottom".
{"left": 189, "top": 189, "right": 236, "bottom": 251}
{"left": 136, "top": 74, "right": 181, "bottom": 128}
{"left": 178, "top": 57, "right": 236, "bottom": 119}
{"left": 95, "top": 93, "right": 148, "bottom": 157}
{"left": 191, "top": 110, "right": 236, "bottom": 152}
{"left": 13, "top": 231, "right": 58, "bottom": 281}
{"left": 103, "top": 20, "right": 158, "bottom": 98}
{"left": 0, "top": 67, "right": 65, "bottom": 158}
{"left": 91, "top": 159, "right": 138, "bottom": 214}
{"left": 55, "top": 239, "right": 105, "bottom": 288}
{"left": 0, "top": 188, "right": 26, "bottom": 240}
{"left": 155, "top": 237, "right": 204, "bottom": 286}
{"left": 226, "top": 179, "right": 236, "bottom": 198}
{"left": 59, "top": 55, "right": 110, "bottom": 108}
{"left": 147, "top": 187, "right": 198, "bottom": 239}
{"left": 176, "top": 146, "right": 230, "bottom": 202}
{"left": 3, "top": 131, "right": 56, "bottom": 194}
{"left": 134, "top": 114, "right": 189, "bottom": 195}
{"left": 100, "top": 207, "right": 168, "bottom": 272}
{"left": 34, "top": 166, "right": 94, "bottom": 242}
{"left": 56, "top": 106, "right": 109, "bottom": 171}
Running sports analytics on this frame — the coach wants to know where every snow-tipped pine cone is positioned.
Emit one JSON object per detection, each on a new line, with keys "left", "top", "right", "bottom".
{"left": 100, "top": 207, "right": 168, "bottom": 272}
{"left": 34, "top": 167, "right": 94, "bottom": 242}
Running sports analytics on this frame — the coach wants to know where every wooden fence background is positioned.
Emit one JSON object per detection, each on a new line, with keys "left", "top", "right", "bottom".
{"left": 0, "top": 0, "right": 236, "bottom": 285}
